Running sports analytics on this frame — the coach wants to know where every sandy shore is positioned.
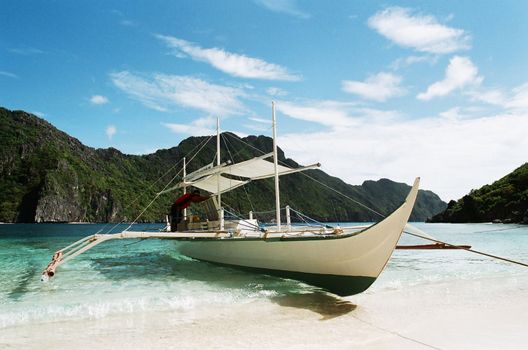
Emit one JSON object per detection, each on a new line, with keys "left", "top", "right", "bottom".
{"left": 1, "top": 274, "right": 526, "bottom": 350}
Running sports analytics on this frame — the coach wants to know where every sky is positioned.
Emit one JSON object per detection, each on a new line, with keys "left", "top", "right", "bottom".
{"left": 2, "top": 0, "right": 528, "bottom": 201}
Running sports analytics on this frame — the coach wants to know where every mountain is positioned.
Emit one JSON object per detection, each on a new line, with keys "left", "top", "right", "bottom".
{"left": 0, "top": 107, "right": 446, "bottom": 223}
{"left": 429, "top": 163, "right": 528, "bottom": 224}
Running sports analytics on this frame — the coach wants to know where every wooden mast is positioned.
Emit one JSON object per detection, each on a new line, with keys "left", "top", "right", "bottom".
{"left": 217, "top": 117, "right": 224, "bottom": 230}
{"left": 183, "top": 157, "right": 187, "bottom": 221}
{"left": 272, "top": 101, "right": 281, "bottom": 231}
{"left": 216, "top": 117, "right": 221, "bottom": 207}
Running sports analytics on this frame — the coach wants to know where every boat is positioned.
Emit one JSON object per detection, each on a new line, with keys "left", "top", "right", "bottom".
{"left": 42, "top": 102, "right": 420, "bottom": 296}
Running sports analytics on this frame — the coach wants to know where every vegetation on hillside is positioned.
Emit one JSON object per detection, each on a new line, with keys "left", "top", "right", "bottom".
{"left": 429, "top": 163, "right": 528, "bottom": 223}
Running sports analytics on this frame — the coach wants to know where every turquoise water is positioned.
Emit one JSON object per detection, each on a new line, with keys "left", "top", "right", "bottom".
{"left": 385, "top": 223, "right": 528, "bottom": 286}
{"left": 1, "top": 223, "right": 527, "bottom": 330}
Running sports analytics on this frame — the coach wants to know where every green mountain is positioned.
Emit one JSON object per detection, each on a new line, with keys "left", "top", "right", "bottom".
{"left": 0, "top": 107, "right": 446, "bottom": 223}
{"left": 429, "top": 163, "right": 528, "bottom": 224}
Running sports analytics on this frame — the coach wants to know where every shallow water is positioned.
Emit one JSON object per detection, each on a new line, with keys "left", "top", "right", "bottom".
{"left": 0, "top": 223, "right": 527, "bottom": 349}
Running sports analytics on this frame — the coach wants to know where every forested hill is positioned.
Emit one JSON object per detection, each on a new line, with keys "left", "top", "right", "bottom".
{"left": 0, "top": 107, "right": 446, "bottom": 223}
{"left": 429, "top": 163, "right": 528, "bottom": 224}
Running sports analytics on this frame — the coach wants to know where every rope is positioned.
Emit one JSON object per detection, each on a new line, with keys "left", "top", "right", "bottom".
{"left": 289, "top": 207, "right": 333, "bottom": 229}
{"left": 97, "top": 134, "right": 214, "bottom": 236}
{"left": 221, "top": 134, "right": 255, "bottom": 213}
{"left": 221, "top": 132, "right": 248, "bottom": 162}
{"left": 124, "top": 238, "right": 148, "bottom": 247}
{"left": 252, "top": 208, "right": 278, "bottom": 215}
{"left": 403, "top": 230, "right": 528, "bottom": 268}
{"left": 96, "top": 135, "right": 215, "bottom": 235}
{"left": 351, "top": 314, "right": 442, "bottom": 350}
{"left": 224, "top": 133, "right": 386, "bottom": 219}
{"left": 223, "top": 204, "right": 325, "bottom": 231}
{"left": 460, "top": 225, "right": 527, "bottom": 234}
{"left": 299, "top": 172, "right": 386, "bottom": 219}
{"left": 291, "top": 209, "right": 310, "bottom": 227}
{"left": 123, "top": 135, "right": 215, "bottom": 232}
{"left": 222, "top": 207, "right": 263, "bottom": 231}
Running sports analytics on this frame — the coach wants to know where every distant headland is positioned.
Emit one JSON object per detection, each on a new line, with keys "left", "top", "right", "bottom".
{"left": 429, "top": 163, "right": 528, "bottom": 224}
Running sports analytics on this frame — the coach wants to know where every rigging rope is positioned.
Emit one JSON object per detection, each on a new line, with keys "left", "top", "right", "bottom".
{"left": 251, "top": 208, "right": 277, "bottom": 215}
{"left": 289, "top": 207, "right": 333, "bottom": 228}
{"left": 222, "top": 207, "right": 263, "bottom": 231}
{"left": 403, "top": 230, "right": 528, "bottom": 268}
{"left": 96, "top": 134, "right": 215, "bottom": 236}
{"left": 225, "top": 133, "right": 386, "bottom": 219}
{"left": 460, "top": 225, "right": 527, "bottom": 234}
{"left": 299, "top": 172, "right": 386, "bottom": 219}
{"left": 123, "top": 135, "right": 215, "bottom": 232}
{"left": 221, "top": 133, "right": 255, "bottom": 213}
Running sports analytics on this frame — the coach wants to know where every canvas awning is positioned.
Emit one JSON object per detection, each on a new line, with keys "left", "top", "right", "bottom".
{"left": 160, "top": 153, "right": 320, "bottom": 195}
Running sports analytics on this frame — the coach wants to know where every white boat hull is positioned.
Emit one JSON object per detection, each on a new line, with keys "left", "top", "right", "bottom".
{"left": 178, "top": 178, "right": 420, "bottom": 296}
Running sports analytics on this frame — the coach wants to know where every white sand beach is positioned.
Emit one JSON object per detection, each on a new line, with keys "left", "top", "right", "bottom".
{"left": 2, "top": 273, "right": 526, "bottom": 350}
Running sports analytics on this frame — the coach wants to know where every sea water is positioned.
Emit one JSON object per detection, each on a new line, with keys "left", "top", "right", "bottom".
{"left": 1, "top": 223, "right": 527, "bottom": 349}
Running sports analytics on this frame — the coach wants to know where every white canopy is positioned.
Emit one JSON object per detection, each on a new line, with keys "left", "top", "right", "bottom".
{"left": 188, "top": 175, "right": 248, "bottom": 194}
{"left": 173, "top": 153, "right": 320, "bottom": 195}
{"left": 222, "top": 153, "right": 291, "bottom": 179}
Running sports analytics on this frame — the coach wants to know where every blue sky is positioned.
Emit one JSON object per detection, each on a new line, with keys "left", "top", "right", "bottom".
{"left": 2, "top": 0, "right": 528, "bottom": 201}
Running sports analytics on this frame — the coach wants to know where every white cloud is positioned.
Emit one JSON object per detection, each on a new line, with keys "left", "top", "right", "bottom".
{"left": 274, "top": 100, "right": 400, "bottom": 129}
{"left": 276, "top": 100, "right": 358, "bottom": 128}
{"left": 417, "top": 56, "right": 482, "bottom": 100}
{"left": 266, "top": 87, "right": 288, "bottom": 96}
{"left": 279, "top": 111, "right": 528, "bottom": 201}
{"left": 110, "top": 71, "right": 246, "bottom": 115}
{"left": 368, "top": 7, "right": 470, "bottom": 54}
{"left": 244, "top": 123, "right": 270, "bottom": 133}
{"left": 8, "top": 47, "right": 44, "bottom": 55}
{"left": 106, "top": 125, "right": 117, "bottom": 140}
{"left": 120, "top": 19, "right": 137, "bottom": 27}
{"left": 465, "top": 83, "right": 528, "bottom": 111}
{"left": 90, "top": 95, "right": 109, "bottom": 105}
{"left": 390, "top": 55, "right": 438, "bottom": 70}
{"left": 246, "top": 116, "right": 273, "bottom": 132}
{"left": 31, "top": 111, "right": 46, "bottom": 118}
{"left": 505, "top": 83, "right": 528, "bottom": 110}
{"left": 342, "top": 72, "right": 406, "bottom": 101}
{"left": 163, "top": 116, "right": 217, "bottom": 136}
{"left": 156, "top": 34, "right": 301, "bottom": 81}
{"left": 466, "top": 89, "right": 506, "bottom": 106}
{"left": 0, "top": 71, "right": 18, "bottom": 79}
{"left": 254, "top": 0, "right": 310, "bottom": 19}
{"left": 438, "top": 107, "right": 463, "bottom": 121}
{"left": 249, "top": 116, "right": 272, "bottom": 124}
{"left": 164, "top": 117, "right": 248, "bottom": 138}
